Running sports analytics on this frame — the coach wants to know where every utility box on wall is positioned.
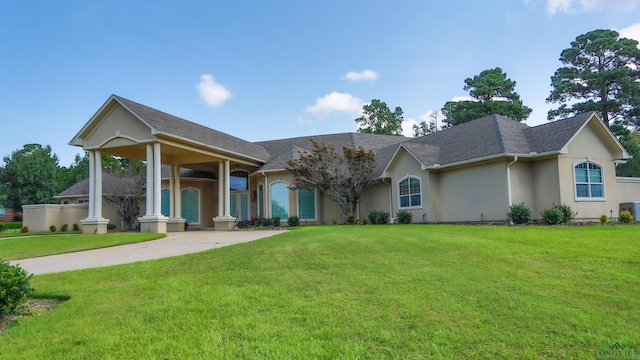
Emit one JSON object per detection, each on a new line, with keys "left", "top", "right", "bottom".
{"left": 619, "top": 202, "right": 640, "bottom": 221}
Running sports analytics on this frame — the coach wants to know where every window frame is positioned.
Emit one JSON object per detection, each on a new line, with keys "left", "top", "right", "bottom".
{"left": 397, "top": 176, "right": 422, "bottom": 209}
{"left": 573, "top": 160, "right": 605, "bottom": 201}
{"left": 269, "top": 181, "right": 289, "bottom": 221}
{"left": 297, "top": 188, "right": 317, "bottom": 221}
{"left": 181, "top": 187, "right": 201, "bottom": 225}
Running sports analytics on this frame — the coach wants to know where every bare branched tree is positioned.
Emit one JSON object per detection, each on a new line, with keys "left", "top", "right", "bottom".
{"left": 103, "top": 161, "right": 146, "bottom": 230}
{"left": 286, "top": 140, "right": 376, "bottom": 217}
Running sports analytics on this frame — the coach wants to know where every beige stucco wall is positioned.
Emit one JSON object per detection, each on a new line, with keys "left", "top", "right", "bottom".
{"left": 530, "top": 158, "right": 561, "bottom": 217}
{"left": 359, "top": 181, "right": 392, "bottom": 220}
{"left": 558, "top": 122, "right": 620, "bottom": 220}
{"left": 509, "top": 161, "right": 535, "bottom": 209}
{"left": 616, "top": 177, "right": 640, "bottom": 203}
{"left": 382, "top": 148, "right": 430, "bottom": 223}
{"left": 23, "top": 204, "right": 88, "bottom": 232}
{"left": 438, "top": 161, "right": 508, "bottom": 222}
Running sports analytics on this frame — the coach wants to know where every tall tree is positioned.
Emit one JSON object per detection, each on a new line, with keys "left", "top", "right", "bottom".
{"left": 546, "top": 29, "right": 640, "bottom": 130}
{"left": 355, "top": 99, "right": 404, "bottom": 136}
{"left": 103, "top": 160, "right": 145, "bottom": 230}
{"left": 441, "top": 67, "right": 532, "bottom": 127}
{"left": 286, "top": 140, "right": 376, "bottom": 218}
{"left": 413, "top": 112, "right": 438, "bottom": 137}
{"left": 0, "top": 144, "right": 60, "bottom": 212}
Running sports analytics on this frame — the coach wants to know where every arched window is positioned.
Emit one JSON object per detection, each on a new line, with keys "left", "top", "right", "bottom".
{"left": 398, "top": 176, "right": 421, "bottom": 208}
{"left": 298, "top": 188, "right": 316, "bottom": 220}
{"left": 181, "top": 188, "right": 200, "bottom": 224}
{"left": 230, "top": 170, "right": 249, "bottom": 191}
{"left": 574, "top": 161, "right": 604, "bottom": 198}
{"left": 270, "top": 182, "right": 289, "bottom": 219}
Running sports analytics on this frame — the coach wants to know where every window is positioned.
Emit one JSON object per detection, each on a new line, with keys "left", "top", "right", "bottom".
{"left": 298, "top": 188, "right": 316, "bottom": 220}
{"left": 574, "top": 161, "right": 604, "bottom": 198}
{"left": 399, "top": 177, "right": 421, "bottom": 208}
{"left": 161, "top": 189, "right": 170, "bottom": 217}
{"left": 61, "top": 200, "right": 69, "bottom": 205}
{"left": 230, "top": 171, "right": 248, "bottom": 191}
{"left": 270, "top": 182, "right": 289, "bottom": 219}
{"left": 181, "top": 188, "right": 200, "bottom": 224}
{"left": 258, "top": 184, "right": 264, "bottom": 217}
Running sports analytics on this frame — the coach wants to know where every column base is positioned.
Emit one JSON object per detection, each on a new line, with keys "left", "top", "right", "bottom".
{"left": 80, "top": 217, "right": 110, "bottom": 234}
{"left": 213, "top": 216, "right": 236, "bottom": 231}
{"left": 167, "top": 218, "right": 186, "bottom": 232}
{"left": 138, "top": 215, "right": 168, "bottom": 233}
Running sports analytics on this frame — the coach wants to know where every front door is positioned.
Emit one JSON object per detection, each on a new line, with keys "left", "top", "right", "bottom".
{"left": 230, "top": 192, "right": 249, "bottom": 220}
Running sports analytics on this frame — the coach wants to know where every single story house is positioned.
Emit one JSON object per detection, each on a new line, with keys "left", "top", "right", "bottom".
{"left": 48, "top": 94, "right": 637, "bottom": 233}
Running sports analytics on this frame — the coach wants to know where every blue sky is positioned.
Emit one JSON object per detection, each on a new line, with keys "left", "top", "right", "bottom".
{"left": 1, "top": 0, "right": 639, "bottom": 167}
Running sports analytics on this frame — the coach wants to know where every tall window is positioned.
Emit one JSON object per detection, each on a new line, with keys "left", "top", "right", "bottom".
{"left": 230, "top": 171, "right": 248, "bottom": 191}
{"left": 399, "top": 177, "right": 421, "bottom": 208}
{"left": 181, "top": 188, "right": 200, "bottom": 224}
{"left": 161, "top": 189, "right": 170, "bottom": 217}
{"left": 270, "top": 182, "right": 289, "bottom": 219}
{"left": 575, "top": 161, "right": 604, "bottom": 198}
{"left": 258, "top": 184, "right": 264, "bottom": 217}
{"left": 298, "top": 188, "right": 316, "bottom": 220}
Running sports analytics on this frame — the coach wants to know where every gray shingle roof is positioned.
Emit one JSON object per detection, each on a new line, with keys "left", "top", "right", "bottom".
{"left": 113, "top": 95, "right": 270, "bottom": 162}
{"left": 399, "top": 112, "right": 598, "bottom": 168}
{"left": 55, "top": 173, "right": 125, "bottom": 198}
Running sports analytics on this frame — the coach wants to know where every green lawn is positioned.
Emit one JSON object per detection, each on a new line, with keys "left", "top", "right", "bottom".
{"left": 1, "top": 225, "right": 638, "bottom": 359}
{"left": 0, "top": 233, "right": 166, "bottom": 260}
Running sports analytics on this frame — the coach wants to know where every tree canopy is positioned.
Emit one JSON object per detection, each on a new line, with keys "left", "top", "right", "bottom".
{"left": 0, "top": 144, "right": 60, "bottom": 212}
{"left": 546, "top": 29, "right": 640, "bottom": 131}
{"left": 413, "top": 112, "right": 437, "bottom": 137}
{"left": 441, "top": 67, "right": 532, "bottom": 127}
{"left": 286, "top": 140, "right": 376, "bottom": 218}
{"left": 355, "top": 99, "right": 404, "bottom": 136}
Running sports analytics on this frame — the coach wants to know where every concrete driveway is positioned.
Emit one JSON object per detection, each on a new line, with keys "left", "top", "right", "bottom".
{"left": 9, "top": 230, "right": 287, "bottom": 275}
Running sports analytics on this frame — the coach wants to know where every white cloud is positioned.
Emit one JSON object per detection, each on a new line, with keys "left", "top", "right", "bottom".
{"left": 344, "top": 69, "right": 379, "bottom": 82}
{"left": 618, "top": 23, "right": 640, "bottom": 45}
{"left": 196, "top": 74, "right": 231, "bottom": 107}
{"left": 450, "top": 96, "right": 473, "bottom": 102}
{"left": 306, "top": 92, "right": 363, "bottom": 117}
{"left": 402, "top": 118, "right": 418, "bottom": 137}
{"left": 546, "top": 0, "right": 637, "bottom": 15}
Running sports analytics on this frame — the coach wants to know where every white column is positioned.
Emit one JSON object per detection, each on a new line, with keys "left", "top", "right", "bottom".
{"left": 88, "top": 150, "right": 95, "bottom": 218}
{"left": 145, "top": 144, "right": 153, "bottom": 216}
{"left": 169, "top": 165, "right": 175, "bottom": 218}
{"left": 94, "top": 150, "right": 103, "bottom": 218}
{"left": 153, "top": 143, "right": 162, "bottom": 216}
{"left": 224, "top": 160, "right": 231, "bottom": 217}
{"left": 218, "top": 161, "right": 224, "bottom": 217}
{"left": 174, "top": 165, "right": 182, "bottom": 218}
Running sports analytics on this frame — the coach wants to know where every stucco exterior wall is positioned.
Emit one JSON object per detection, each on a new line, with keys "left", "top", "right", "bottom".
{"left": 530, "top": 158, "right": 561, "bottom": 217}
{"left": 23, "top": 204, "right": 88, "bottom": 232}
{"left": 84, "top": 105, "right": 154, "bottom": 149}
{"left": 559, "top": 123, "right": 619, "bottom": 220}
{"left": 438, "top": 161, "right": 508, "bottom": 222}
{"left": 382, "top": 148, "right": 429, "bottom": 223}
{"left": 509, "top": 161, "right": 534, "bottom": 209}
{"left": 359, "top": 181, "right": 392, "bottom": 220}
{"left": 616, "top": 177, "right": 640, "bottom": 203}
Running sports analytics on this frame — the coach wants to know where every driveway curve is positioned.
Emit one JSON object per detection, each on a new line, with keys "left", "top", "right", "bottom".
{"left": 10, "top": 230, "right": 286, "bottom": 275}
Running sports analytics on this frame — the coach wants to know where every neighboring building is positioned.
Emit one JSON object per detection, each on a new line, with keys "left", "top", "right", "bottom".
{"left": 52, "top": 95, "right": 636, "bottom": 233}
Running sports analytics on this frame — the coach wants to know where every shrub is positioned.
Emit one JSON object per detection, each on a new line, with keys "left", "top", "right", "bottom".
{"left": 555, "top": 204, "right": 576, "bottom": 223}
{"left": 236, "top": 220, "right": 251, "bottom": 229}
{"left": 49, "top": 225, "right": 56, "bottom": 232}
{"left": 507, "top": 203, "right": 533, "bottom": 225}
{"left": 61, "top": 224, "right": 68, "bottom": 232}
{"left": 619, "top": 210, "right": 633, "bottom": 224}
{"left": 250, "top": 216, "right": 264, "bottom": 226}
{"left": 20, "top": 226, "right": 29, "bottom": 233}
{"left": 107, "top": 224, "right": 117, "bottom": 231}
{"left": 600, "top": 214, "right": 609, "bottom": 225}
{"left": 272, "top": 216, "right": 281, "bottom": 226}
{"left": 541, "top": 207, "right": 564, "bottom": 225}
{"left": 72, "top": 223, "right": 80, "bottom": 232}
{"left": 332, "top": 219, "right": 338, "bottom": 225}
{"left": 287, "top": 216, "right": 300, "bottom": 227}
{"left": 396, "top": 210, "right": 413, "bottom": 224}
{"left": 346, "top": 213, "right": 356, "bottom": 225}
{"left": 368, "top": 210, "right": 390, "bottom": 225}
{"left": 261, "top": 218, "right": 273, "bottom": 227}
{"left": 361, "top": 218, "right": 369, "bottom": 225}
{"left": 0, "top": 260, "right": 34, "bottom": 316}
{"left": 0, "top": 223, "right": 5, "bottom": 232}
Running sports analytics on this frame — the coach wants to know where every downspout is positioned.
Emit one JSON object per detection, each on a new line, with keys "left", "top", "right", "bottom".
{"left": 387, "top": 179, "right": 393, "bottom": 222}
{"left": 506, "top": 156, "right": 518, "bottom": 208}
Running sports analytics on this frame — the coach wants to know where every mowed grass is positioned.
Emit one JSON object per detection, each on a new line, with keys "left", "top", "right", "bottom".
{"left": 1, "top": 225, "right": 638, "bottom": 359}
{"left": 0, "top": 233, "right": 166, "bottom": 260}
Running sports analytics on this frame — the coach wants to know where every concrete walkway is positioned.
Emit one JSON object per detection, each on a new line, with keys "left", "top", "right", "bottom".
{"left": 9, "top": 230, "right": 287, "bottom": 275}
